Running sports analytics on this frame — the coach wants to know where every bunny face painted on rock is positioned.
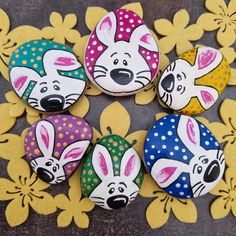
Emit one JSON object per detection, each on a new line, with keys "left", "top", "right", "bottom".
{"left": 24, "top": 115, "right": 93, "bottom": 184}
{"left": 158, "top": 47, "right": 230, "bottom": 114}
{"left": 9, "top": 40, "right": 87, "bottom": 113}
{"left": 144, "top": 114, "right": 225, "bottom": 198}
{"left": 85, "top": 9, "right": 159, "bottom": 96}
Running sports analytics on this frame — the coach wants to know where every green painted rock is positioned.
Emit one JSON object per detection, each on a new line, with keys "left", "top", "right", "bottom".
{"left": 81, "top": 134, "right": 144, "bottom": 210}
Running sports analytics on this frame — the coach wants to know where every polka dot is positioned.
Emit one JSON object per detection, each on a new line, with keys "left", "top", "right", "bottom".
{"left": 147, "top": 162, "right": 151, "bottom": 166}
{"left": 169, "top": 191, "right": 173, "bottom": 194}
{"left": 161, "top": 136, "right": 166, "bottom": 140}
{"left": 22, "top": 60, "right": 27, "bottom": 65}
{"left": 170, "top": 119, "right": 175, "bottom": 123}
{"left": 170, "top": 152, "right": 174, "bottom": 156}
{"left": 98, "top": 46, "right": 103, "bottom": 51}
{"left": 182, "top": 148, "right": 186, "bottom": 153}
{"left": 90, "top": 50, "right": 94, "bottom": 54}
{"left": 151, "top": 145, "right": 155, "bottom": 149}
{"left": 174, "top": 146, "right": 179, "bottom": 150}
{"left": 152, "top": 63, "right": 157, "bottom": 69}
{"left": 126, "top": 28, "right": 131, "bottom": 32}
{"left": 182, "top": 177, "right": 186, "bottom": 181}
{"left": 147, "top": 56, "right": 151, "bottom": 60}
{"left": 183, "top": 155, "right": 188, "bottom": 160}
{"left": 92, "top": 40, "right": 97, "bottom": 45}
{"left": 58, "top": 133, "right": 63, "bottom": 139}
{"left": 120, "top": 22, "right": 124, "bottom": 26}
{"left": 124, "top": 14, "right": 129, "bottom": 18}
{"left": 150, "top": 155, "right": 155, "bottom": 160}
{"left": 184, "top": 184, "right": 188, "bottom": 188}
{"left": 160, "top": 122, "right": 164, "bottom": 126}
{"left": 215, "top": 142, "right": 219, "bottom": 146}
{"left": 203, "top": 132, "right": 206, "bottom": 136}
{"left": 205, "top": 141, "right": 210, "bottom": 145}
{"left": 172, "top": 125, "right": 175, "bottom": 129}
{"left": 120, "top": 27, "right": 124, "bottom": 31}
{"left": 138, "top": 19, "right": 142, "bottom": 23}
{"left": 162, "top": 145, "right": 167, "bottom": 149}
{"left": 154, "top": 132, "right": 158, "bottom": 137}
{"left": 129, "top": 19, "right": 134, "bottom": 23}
{"left": 179, "top": 192, "right": 184, "bottom": 196}
{"left": 145, "top": 149, "right": 148, "bottom": 153}
{"left": 176, "top": 183, "right": 181, "bottom": 188}
{"left": 167, "top": 131, "right": 172, "bottom": 136}
{"left": 118, "top": 34, "right": 122, "bottom": 38}
{"left": 175, "top": 138, "right": 179, "bottom": 142}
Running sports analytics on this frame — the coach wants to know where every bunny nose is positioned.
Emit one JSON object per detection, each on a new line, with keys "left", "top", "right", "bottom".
{"left": 37, "top": 168, "right": 54, "bottom": 183}
{"left": 40, "top": 95, "right": 65, "bottom": 112}
{"left": 161, "top": 74, "right": 175, "bottom": 92}
{"left": 110, "top": 68, "right": 134, "bottom": 85}
{"left": 203, "top": 160, "right": 220, "bottom": 183}
{"left": 107, "top": 195, "right": 129, "bottom": 209}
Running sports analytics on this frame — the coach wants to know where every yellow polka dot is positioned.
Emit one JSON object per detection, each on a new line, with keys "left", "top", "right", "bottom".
{"left": 68, "top": 124, "right": 73, "bottom": 128}
{"left": 66, "top": 131, "right": 69, "bottom": 135}
{"left": 68, "top": 73, "right": 72, "bottom": 76}
{"left": 36, "top": 56, "right": 41, "bottom": 60}
{"left": 112, "top": 149, "right": 115, "bottom": 153}
{"left": 75, "top": 71, "right": 79, "bottom": 75}
{"left": 68, "top": 165, "right": 71, "bottom": 168}
{"left": 88, "top": 178, "right": 91, "bottom": 182}
{"left": 30, "top": 59, "right": 34, "bottom": 63}
{"left": 113, "top": 156, "right": 118, "bottom": 161}
{"left": 54, "top": 151, "right": 60, "bottom": 157}
{"left": 109, "top": 138, "right": 113, "bottom": 143}
{"left": 72, "top": 163, "right": 77, "bottom": 167}
{"left": 23, "top": 51, "right": 27, "bottom": 55}
{"left": 33, "top": 40, "right": 38, "bottom": 44}
{"left": 88, "top": 170, "right": 93, "bottom": 175}
{"left": 75, "top": 130, "right": 79, "bottom": 133}
{"left": 55, "top": 119, "right": 59, "bottom": 123}
{"left": 63, "top": 142, "right": 67, "bottom": 147}
{"left": 15, "top": 54, "right": 19, "bottom": 58}
{"left": 39, "top": 48, "right": 43, "bottom": 52}
{"left": 11, "top": 60, "right": 16, "bottom": 65}
{"left": 70, "top": 135, "right": 74, "bottom": 140}
{"left": 56, "top": 143, "right": 61, "bottom": 148}
{"left": 40, "top": 70, "right": 44, "bottom": 75}
{"left": 82, "top": 170, "right": 86, "bottom": 174}
{"left": 63, "top": 117, "right": 67, "bottom": 121}
{"left": 119, "top": 146, "right": 124, "bottom": 151}
{"left": 67, "top": 170, "right": 72, "bottom": 174}
{"left": 115, "top": 164, "right": 119, "bottom": 168}
{"left": 34, "top": 149, "right": 40, "bottom": 155}
{"left": 58, "top": 133, "right": 64, "bottom": 139}
{"left": 27, "top": 147, "right": 30, "bottom": 151}
{"left": 31, "top": 47, "right": 36, "bottom": 51}
{"left": 87, "top": 186, "right": 91, "bottom": 190}
{"left": 77, "top": 121, "right": 82, "bottom": 125}
{"left": 53, "top": 45, "right": 58, "bottom": 48}
{"left": 89, "top": 134, "right": 92, "bottom": 137}
{"left": 58, "top": 126, "right": 62, "bottom": 131}
{"left": 30, "top": 142, "right": 35, "bottom": 146}
{"left": 113, "top": 142, "right": 118, "bottom": 146}
{"left": 81, "top": 134, "right": 85, "bottom": 138}
{"left": 93, "top": 178, "right": 98, "bottom": 183}
{"left": 115, "top": 171, "right": 119, "bottom": 175}
{"left": 80, "top": 74, "right": 84, "bottom": 79}
{"left": 22, "top": 60, "right": 27, "bottom": 65}
{"left": 42, "top": 42, "right": 47, "bottom": 46}
{"left": 63, "top": 123, "right": 67, "bottom": 126}
{"left": 82, "top": 178, "right": 86, "bottom": 183}
{"left": 33, "top": 64, "right": 38, "bottom": 68}
{"left": 83, "top": 127, "right": 88, "bottom": 132}
{"left": 136, "top": 179, "right": 140, "bottom": 184}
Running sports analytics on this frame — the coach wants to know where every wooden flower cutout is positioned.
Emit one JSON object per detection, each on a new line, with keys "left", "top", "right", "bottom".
{"left": 197, "top": 0, "right": 236, "bottom": 47}
{"left": 0, "top": 103, "right": 16, "bottom": 134}
{"left": 0, "top": 159, "right": 56, "bottom": 226}
{"left": 155, "top": 9, "right": 203, "bottom": 55}
{"left": 0, "top": 8, "right": 42, "bottom": 80}
{"left": 210, "top": 167, "right": 236, "bottom": 219}
{"left": 42, "top": 12, "right": 81, "bottom": 44}
{"left": 55, "top": 169, "right": 95, "bottom": 228}
{"left": 92, "top": 101, "right": 147, "bottom": 158}
{"left": 139, "top": 174, "right": 197, "bottom": 228}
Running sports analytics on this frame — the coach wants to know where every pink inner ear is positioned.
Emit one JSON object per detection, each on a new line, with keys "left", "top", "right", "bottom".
{"left": 40, "top": 125, "right": 49, "bottom": 149}
{"left": 64, "top": 148, "right": 83, "bottom": 160}
{"left": 187, "top": 118, "right": 197, "bottom": 144}
{"left": 54, "top": 57, "right": 75, "bottom": 66}
{"left": 140, "top": 34, "right": 152, "bottom": 44}
{"left": 13, "top": 76, "right": 28, "bottom": 91}
{"left": 124, "top": 155, "right": 135, "bottom": 177}
{"left": 198, "top": 50, "right": 217, "bottom": 70}
{"left": 157, "top": 167, "right": 177, "bottom": 184}
{"left": 99, "top": 16, "right": 112, "bottom": 32}
{"left": 98, "top": 152, "right": 108, "bottom": 176}
{"left": 201, "top": 90, "right": 214, "bottom": 105}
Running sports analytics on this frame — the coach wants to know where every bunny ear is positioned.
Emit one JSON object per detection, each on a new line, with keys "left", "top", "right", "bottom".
{"left": 151, "top": 158, "right": 188, "bottom": 188}
{"left": 60, "top": 140, "right": 90, "bottom": 166}
{"left": 43, "top": 50, "right": 81, "bottom": 74}
{"left": 130, "top": 25, "right": 158, "bottom": 52}
{"left": 92, "top": 144, "right": 114, "bottom": 180}
{"left": 120, "top": 148, "right": 141, "bottom": 181}
{"left": 36, "top": 120, "right": 55, "bottom": 156}
{"left": 96, "top": 12, "right": 117, "bottom": 46}
{"left": 10, "top": 67, "right": 40, "bottom": 97}
{"left": 195, "top": 47, "right": 222, "bottom": 78}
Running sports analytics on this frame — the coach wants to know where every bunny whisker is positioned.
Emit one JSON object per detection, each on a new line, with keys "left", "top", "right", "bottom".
{"left": 137, "top": 70, "right": 151, "bottom": 75}
{"left": 171, "top": 61, "right": 176, "bottom": 71}
{"left": 164, "top": 93, "right": 169, "bottom": 104}
{"left": 32, "top": 104, "right": 39, "bottom": 108}
{"left": 169, "top": 94, "right": 173, "bottom": 106}
{"left": 28, "top": 97, "right": 38, "bottom": 101}
{"left": 94, "top": 74, "right": 106, "bottom": 80}
{"left": 94, "top": 64, "right": 108, "bottom": 72}
{"left": 134, "top": 80, "right": 145, "bottom": 88}
{"left": 198, "top": 186, "right": 206, "bottom": 197}
{"left": 160, "top": 92, "right": 166, "bottom": 99}
{"left": 220, "top": 158, "right": 225, "bottom": 165}
{"left": 191, "top": 181, "right": 201, "bottom": 191}
{"left": 93, "top": 201, "right": 105, "bottom": 204}
{"left": 93, "top": 70, "right": 107, "bottom": 74}
{"left": 90, "top": 196, "right": 105, "bottom": 200}
{"left": 56, "top": 175, "right": 65, "bottom": 179}
{"left": 193, "top": 183, "right": 204, "bottom": 196}
{"left": 129, "top": 190, "right": 139, "bottom": 197}
{"left": 65, "top": 93, "right": 80, "bottom": 99}
{"left": 66, "top": 98, "right": 77, "bottom": 102}
{"left": 136, "top": 76, "right": 150, "bottom": 83}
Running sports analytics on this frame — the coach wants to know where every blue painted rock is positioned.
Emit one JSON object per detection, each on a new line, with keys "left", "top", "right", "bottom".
{"left": 81, "top": 134, "right": 144, "bottom": 209}
{"left": 85, "top": 8, "right": 160, "bottom": 96}
{"left": 144, "top": 114, "right": 225, "bottom": 198}
{"left": 9, "top": 39, "right": 87, "bottom": 113}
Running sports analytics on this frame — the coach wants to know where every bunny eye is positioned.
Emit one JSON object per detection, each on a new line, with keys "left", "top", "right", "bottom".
{"left": 118, "top": 187, "right": 124, "bottom": 193}
{"left": 45, "top": 161, "right": 52, "bottom": 166}
{"left": 177, "top": 85, "right": 182, "bottom": 91}
{"left": 40, "top": 87, "right": 48, "bottom": 93}
{"left": 52, "top": 166, "right": 57, "bottom": 172}
{"left": 177, "top": 74, "right": 182, "bottom": 81}
{"left": 202, "top": 158, "right": 209, "bottom": 164}
{"left": 109, "top": 187, "right": 115, "bottom": 194}
{"left": 113, "top": 59, "right": 119, "bottom": 65}
{"left": 53, "top": 85, "right": 60, "bottom": 91}
{"left": 123, "top": 60, "right": 128, "bottom": 66}
{"left": 197, "top": 166, "right": 202, "bottom": 174}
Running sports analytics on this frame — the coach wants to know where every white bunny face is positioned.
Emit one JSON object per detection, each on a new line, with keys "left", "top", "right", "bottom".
{"left": 85, "top": 9, "right": 159, "bottom": 96}
{"left": 158, "top": 47, "right": 227, "bottom": 113}
{"left": 10, "top": 40, "right": 87, "bottom": 113}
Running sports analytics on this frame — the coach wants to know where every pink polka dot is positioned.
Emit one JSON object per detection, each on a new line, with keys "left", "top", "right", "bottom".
{"left": 118, "top": 34, "right": 122, "bottom": 38}
{"left": 126, "top": 28, "right": 131, "bottom": 32}
{"left": 120, "top": 11, "right": 123, "bottom": 15}
{"left": 138, "top": 20, "right": 142, "bottom": 23}
{"left": 92, "top": 40, "right": 97, "bottom": 45}
{"left": 90, "top": 50, "right": 94, "bottom": 54}
{"left": 147, "top": 56, "right": 151, "bottom": 60}
{"left": 91, "top": 58, "right": 94, "bottom": 61}
{"left": 152, "top": 63, "right": 157, "bottom": 69}
{"left": 124, "top": 14, "right": 129, "bottom": 18}
{"left": 120, "top": 17, "right": 123, "bottom": 20}
{"left": 129, "top": 19, "right": 134, "bottom": 23}
{"left": 120, "top": 22, "right": 124, "bottom": 25}
{"left": 98, "top": 46, "right": 103, "bottom": 51}
{"left": 120, "top": 27, "right": 124, "bottom": 31}
{"left": 154, "top": 54, "right": 157, "bottom": 58}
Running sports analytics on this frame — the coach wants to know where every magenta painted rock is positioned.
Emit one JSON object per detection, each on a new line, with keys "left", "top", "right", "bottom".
{"left": 85, "top": 9, "right": 160, "bottom": 96}
{"left": 24, "top": 115, "right": 93, "bottom": 184}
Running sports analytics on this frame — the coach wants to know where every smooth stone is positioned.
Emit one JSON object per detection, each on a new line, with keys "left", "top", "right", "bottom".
{"left": 24, "top": 115, "right": 92, "bottom": 184}
{"left": 9, "top": 39, "right": 87, "bottom": 113}
{"left": 158, "top": 47, "right": 230, "bottom": 114}
{"left": 85, "top": 8, "right": 160, "bottom": 96}
{"left": 81, "top": 134, "right": 144, "bottom": 210}
{"left": 143, "top": 114, "right": 225, "bottom": 199}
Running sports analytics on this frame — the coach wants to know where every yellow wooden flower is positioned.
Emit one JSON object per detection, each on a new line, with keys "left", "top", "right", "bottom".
{"left": 210, "top": 167, "right": 236, "bottom": 219}
{"left": 0, "top": 8, "right": 42, "bottom": 80}
{"left": 92, "top": 101, "right": 147, "bottom": 158}
{"left": 0, "top": 103, "right": 16, "bottom": 134}
{"left": 55, "top": 169, "right": 95, "bottom": 228}
{"left": 139, "top": 174, "right": 197, "bottom": 228}
{"left": 155, "top": 9, "right": 203, "bottom": 55}
{"left": 42, "top": 12, "right": 80, "bottom": 44}
{"left": 0, "top": 159, "right": 56, "bottom": 226}
{"left": 197, "top": 0, "right": 236, "bottom": 47}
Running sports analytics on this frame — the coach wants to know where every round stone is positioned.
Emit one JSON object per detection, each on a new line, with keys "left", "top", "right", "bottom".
{"left": 143, "top": 114, "right": 225, "bottom": 199}
{"left": 24, "top": 115, "right": 93, "bottom": 184}
{"left": 9, "top": 39, "right": 87, "bottom": 113}
{"left": 81, "top": 134, "right": 144, "bottom": 210}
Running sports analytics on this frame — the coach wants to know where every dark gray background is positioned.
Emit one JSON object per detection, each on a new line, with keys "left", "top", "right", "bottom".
{"left": 0, "top": 0, "right": 236, "bottom": 235}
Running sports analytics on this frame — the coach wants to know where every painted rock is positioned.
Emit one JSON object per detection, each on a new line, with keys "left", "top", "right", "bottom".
{"left": 84, "top": 9, "right": 160, "bottom": 96}
{"left": 144, "top": 114, "right": 225, "bottom": 198}
{"left": 81, "top": 134, "right": 144, "bottom": 210}
{"left": 158, "top": 47, "right": 230, "bottom": 114}
{"left": 9, "top": 39, "right": 87, "bottom": 113}
{"left": 24, "top": 115, "right": 92, "bottom": 184}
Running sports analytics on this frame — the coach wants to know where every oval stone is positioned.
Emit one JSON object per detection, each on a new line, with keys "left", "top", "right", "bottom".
{"left": 9, "top": 39, "right": 87, "bottom": 113}
{"left": 24, "top": 115, "right": 92, "bottom": 184}
{"left": 81, "top": 134, "right": 144, "bottom": 209}
{"left": 143, "top": 114, "right": 225, "bottom": 198}
{"left": 85, "top": 9, "right": 160, "bottom": 96}
{"left": 158, "top": 47, "right": 230, "bottom": 114}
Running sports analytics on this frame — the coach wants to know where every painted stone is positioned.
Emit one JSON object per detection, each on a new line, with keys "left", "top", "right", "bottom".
{"left": 81, "top": 134, "right": 144, "bottom": 210}
{"left": 9, "top": 39, "right": 87, "bottom": 113}
{"left": 84, "top": 9, "right": 160, "bottom": 96}
{"left": 158, "top": 47, "right": 230, "bottom": 114}
{"left": 144, "top": 114, "right": 225, "bottom": 198}
{"left": 24, "top": 115, "right": 92, "bottom": 184}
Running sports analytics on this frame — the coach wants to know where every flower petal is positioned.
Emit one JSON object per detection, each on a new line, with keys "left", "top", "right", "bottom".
{"left": 9, "top": 102, "right": 25, "bottom": 117}
{"left": 173, "top": 9, "right": 190, "bottom": 28}
{"left": 219, "top": 99, "right": 236, "bottom": 127}
{"left": 224, "top": 141, "right": 236, "bottom": 168}
{"left": 220, "top": 47, "right": 235, "bottom": 63}
{"left": 217, "top": 25, "right": 236, "bottom": 47}
{"left": 26, "top": 114, "right": 41, "bottom": 125}
{"left": 197, "top": 13, "right": 219, "bottom": 31}
{"left": 65, "top": 29, "right": 81, "bottom": 44}
{"left": 85, "top": 82, "right": 102, "bottom": 96}
{"left": 63, "top": 14, "right": 77, "bottom": 28}
{"left": 49, "top": 12, "right": 63, "bottom": 27}
{"left": 55, "top": 193, "right": 70, "bottom": 210}
{"left": 5, "top": 91, "right": 18, "bottom": 103}
{"left": 92, "top": 127, "right": 102, "bottom": 144}
{"left": 74, "top": 211, "right": 90, "bottom": 228}
{"left": 210, "top": 196, "right": 230, "bottom": 219}
{"left": 0, "top": 178, "right": 16, "bottom": 200}
{"left": 29, "top": 175, "right": 50, "bottom": 191}
{"left": 0, "top": 103, "right": 16, "bottom": 134}
{"left": 0, "top": 9, "right": 10, "bottom": 37}
{"left": 73, "top": 35, "right": 89, "bottom": 66}
{"left": 228, "top": 0, "right": 236, "bottom": 16}
{"left": 69, "top": 95, "right": 90, "bottom": 118}
{"left": 135, "top": 83, "right": 156, "bottom": 105}
{"left": 228, "top": 68, "right": 236, "bottom": 85}
{"left": 176, "top": 39, "right": 193, "bottom": 56}
{"left": 184, "top": 24, "right": 204, "bottom": 41}
{"left": 121, "top": 2, "right": 143, "bottom": 18}
{"left": 205, "top": 0, "right": 227, "bottom": 14}
{"left": 57, "top": 210, "right": 73, "bottom": 227}
{"left": 154, "top": 19, "right": 173, "bottom": 36}
{"left": 155, "top": 112, "right": 168, "bottom": 121}
{"left": 210, "top": 179, "right": 228, "bottom": 196}
{"left": 41, "top": 26, "right": 55, "bottom": 40}
{"left": 80, "top": 198, "right": 95, "bottom": 212}
{"left": 158, "top": 36, "right": 176, "bottom": 54}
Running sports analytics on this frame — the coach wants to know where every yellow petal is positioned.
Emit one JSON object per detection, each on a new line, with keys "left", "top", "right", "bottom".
{"left": 85, "top": 82, "right": 102, "bottom": 96}
{"left": 85, "top": 7, "right": 108, "bottom": 31}
{"left": 184, "top": 24, "right": 204, "bottom": 41}
{"left": 172, "top": 199, "right": 197, "bottom": 223}
{"left": 135, "top": 82, "right": 156, "bottom": 105}
{"left": 80, "top": 198, "right": 95, "bottom": 212}
{"left": 206, "top": 121, "right": 229, "bottom": 143}
{"left": 26, "top": 114, "right": 41, "bottom": 125}
{"left": 155, "top": 112, "right": 168, "bottom": 121}
{"left": 158, "top": 36, "right": 176, "bottom": 54}
{"left": 65, "top": 29, "right": 81, "bottom": 44}
{"left": 41, "top": 26, "right": 55, "bottom": 40}
{"left": 0, "top": 133, "right": 24, "bottom": 160}
{"left": 146, "top": 197, "right": 170, "bottom": 229}
{"left": 225, "top": 167, "right": 236, "bottom": 185}
{"left": 5, "top": 91, "right": 18, "bottom": 103}
{"left": 28, "top": 175, "right": 50, "bottom": 191}
{"left": 228, "top": 68, "right": 236, "bottom": 85}
{"left": 0, "top": 9, "right": 10, "bottom": 36}
{"left": 73, "top": 35, "right": 89, "bottom": 66}
{"left": 52, "top": 34, "right": 66, "bottom": 44}
{"left": 154, "top": 19, "right": 173, "bottom": 36}
{"left": 57, "top": 210, "right": 73, "bottom": 227}
{"left": 63, "top": 14, "right": 77, "bottom": 28}
{"left": 197, "top": 13, "right": 219, "bottom": 31}
{"left": 210, "top": 196, "right": 230, "bottom": 219}
{"left": 49, "top": 12, "right": 63, "bottom": 27}
{"left": 217, "top": 25, "right": 236, "bottom": 47}
{"left": 74, "top": 211, "right": 90, "bottom": 228}
{"left": 54, "top": 193, "right": 70, "bottom": 210}
{"left": 100, "top": 102, "right": 130, "bottom": 137}
{"left": 219, "top": 99, "right": 236, "bottom": 126}
{"left": 121, "top": 2, "right": 143, "bottom": 18}
{"left": 231, "top": 199, "right": 236, "bottom": 217}
{"left": 173, "top": 9, "right": 190, "bottom": 28}
{"left": 92, "top": 127, "right": 102, "bottom": 144}
{"left": 176, "top": 39, "right": 193, "bottom": 56}
{"left": 68, "top": 173, "right": 82, "bottom": 200}
{"left": 126, "top": 130, "right": 147, "bottom": 158}
{"left": 210, "top": 179, "right": 228, "bottom": 196}
{"left": 6, "top": 196, "right": 29, "bottom": 227}
{"left": 0, "top": 103, "right": 16, "bottom": 134}
{"left": 0, "top": 178, "right": 16, "bottom": 200}
{"left": 224, "top": 141, "right": 236, "bottom": 168}
{"left": 205, "top": 0, "right": 227, "bottom": 14}
{"left": 69, "top": 95, "right": 90, "bottom": 118}
{"left": 9, "top": 102, "right": 25, "bottom": 117}
{"left": 219, "top": 47, "right": 235, "bottom": 63}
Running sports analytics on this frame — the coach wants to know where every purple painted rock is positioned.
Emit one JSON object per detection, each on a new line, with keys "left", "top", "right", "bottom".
{"left": 24, "top": 115, "right": 93, "bottom": 184}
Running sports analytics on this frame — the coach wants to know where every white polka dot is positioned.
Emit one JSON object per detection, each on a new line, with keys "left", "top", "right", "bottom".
{"left": 120, "top": 22, "right": 124, "bottom": 26}
{"left": 132, "top": 24, "right": 135, "bottom": 27}
{"left": 179, "top": 192, "right": 184, "bottom": 196}
{"left": 138, "top": 19, "right": 142, "bottom": 23}
{"left": 151, "top": 145, "right": 155, "bottom": 149}
{"left": 90, "top": 50, "right": 94, "bottom": 54}
{"left": 167, "top": 131, "right": 172, "bottom": 136}
{"left": 146, "top": 138, "right": 150, "bottom": 142}
{"left": 153, "top": 125, "right": 156, "bottom": 128}
{"left": 215, "top": 142, "right": 219, "bottom": 146}
{"left": 98, "top": 46, "right": 103, "bottom": 51}
{"left": 162, "top": 145, "right": 167, "bottom": 149}
{"left": 120, "top": 28, "right": 124, "bottom": 32}
{"left": 142, "top": 50, "right": 145, "bottom": 54}
{"left": 147, "top": 56, "right": 151, "bottom": 60}
{"left": 169, "top": 191, "right": 173, "bottom": 194}
{"left": 187, "top": 195, "right": 191, "bottom": 198}
{"left": 124, "top": 14, "right": 129, "bottom": 18}
{"left": 147, "top": 52, "right": 150, "bottom": 55}
{"left": 126, "top": 28, "right": 131, "bottom": 33}
{"left": 161, "top": 136, "right": 166, "bottom": 140}
{"left": 210, "top": 137, "right": 213, "bottom": 141}
{"left": 86, "top": 62, "right": 90, "bottom": 66}
{"left": 92, "top": 40, "right": 97, "bottom": 45}
{"left": 203, "top": 132, "right": 206, "bottom": 136}
{"left": 207, "top": 130, "right": 210, "bottom": 133}
{"left": 160, "top": 122, "right": 164, "bottom": 126}
{"left": 154, "top": 132, "right": 158, "bottom": 137}
{"left": 119, "top": 11, "right": 123, "bottom": 15}
{"left": 150, "top": 155, "right": 155, "bottom": 160}
{"left": 176, "top": 183, "right": 181, "bottom": 188}
{"left": 154, "top": 54, "right": 157, "bottom": 58}
{"left": 129, "top": 19, "right": 134, "bottom": 23}
{"left": 183, "top": 155, "right": 188, "bottom": 160}
{"left": 91, "top": 58, "right": 94, "bottom": 61}
{"left": 184, "top": 184, "right": 188, "bottom": 188}
{"left": 91, "top": 35, "right": 95, "bottom": 38}
{"left": 174, "top": 146, "right": 179, "bottom": 150}
{"left": 152, "top": 63, "right": 157, "bottom": 69}
{"left": 205, "top": 141, "right": 210, "bottom": 145}
{"left": 201, "top": 124, "right": 204, "bottom": 128}
{"left": 86, "top": 57, "right": 88, "bottom": 60}
{"left": 182, "top": 148, "right": 186, "bottom": 153}
{"left": 147, "top": 162, "right": 150, "bottom": 166}
{"left": 118, "top": 34, "right": 122, "bottom": 38}
{"left": 157, "top": 150, "right": 161, "bottom": 154}
{"left": 182, "top": 177, "right": 186, "bottom": 181}
{"left": 88, "top": 46, "right": 91, "bottom": 49}
{"left": 175, "top": 138, "right": 179, "bottom": 142}
{"left": 171, "top": 119, "right": 175, "bottom": 123}
{"left": 89, "top": 67, "right": 92, "bottom": 70}
{"left": 145, "top": 149, "right": 148, "bottom": 153}
{"left": 170, "top": 152, "right": 174, "bottom": 156}
{"left": 163, "top": 117, "right": 167, "bottom": 120}
{"left": 119, "top": 17, "right": 123, "bottom": 20}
